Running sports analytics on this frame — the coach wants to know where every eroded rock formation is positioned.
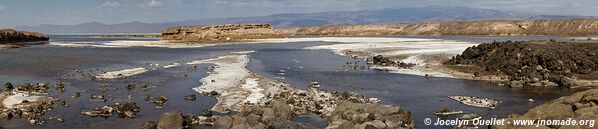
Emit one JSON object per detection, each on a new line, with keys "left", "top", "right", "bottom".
{"left": 286, "top": 19, "right": 598, "bottom": 36}
{"left": 0, "top": 29, "right": 49, "bottom": 44}
{"left": 161, "top": 24, "right": 285, "bottom": 42}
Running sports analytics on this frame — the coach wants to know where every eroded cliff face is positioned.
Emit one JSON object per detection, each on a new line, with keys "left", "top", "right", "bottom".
{"left": 0, "top": 29, "right": 49, "bottom": 44}
{"left": 161, "top": 24, "right": 285, "bottom": 42}
{"left": 287, "top": 19, "right": 598, "bottom": 36}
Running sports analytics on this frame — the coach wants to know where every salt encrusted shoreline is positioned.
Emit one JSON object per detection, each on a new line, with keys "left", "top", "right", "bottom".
{"left": 292, "top": 37, "right": 478, "bottom": 78}
{"left": 189, "top": 52, "right": 415, "bottom": 129}
{"left": 95, "top": 67, "right": 148, "bottom": 79}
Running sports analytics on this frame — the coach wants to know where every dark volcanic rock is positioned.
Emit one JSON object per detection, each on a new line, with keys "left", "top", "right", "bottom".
{"left": 370, "top": 55, "right": 416, "bottom": 68}
{"left": 0, "top": 29, "right": 49, "bottom": 44}
{"left": 4, "top": 82, "right": 14, "bottom": 91}
{"left": 184, "top": 94, "right": 196, "bottom": 101}
{"left": 448, "top": 40, "right": 598, "bottom": 87}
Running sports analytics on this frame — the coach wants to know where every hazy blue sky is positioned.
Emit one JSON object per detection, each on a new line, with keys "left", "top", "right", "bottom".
{"left": 0, "top": 0, "right": 597, "bottom": 28}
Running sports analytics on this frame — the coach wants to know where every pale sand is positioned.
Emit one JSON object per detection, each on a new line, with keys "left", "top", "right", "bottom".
{"left": 95, "top": 67, "right": 148, "bottom": 79}
{"left": 162, "top": 63, "right": 181, "bottom": 69}
{"left": 2, "top": 92, "right": 44, "bottom": 108}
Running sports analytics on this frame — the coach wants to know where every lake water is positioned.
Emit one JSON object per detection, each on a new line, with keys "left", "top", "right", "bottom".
{"left": 0, "top": 35, "right": 585, "bottom": 129}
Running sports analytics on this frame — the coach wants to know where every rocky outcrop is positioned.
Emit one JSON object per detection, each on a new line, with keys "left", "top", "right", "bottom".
{"left": 493, "top": 89, "right": 598, "bottom": 129}
{"left": 446, "top": 40, "right": 598, "bottom": 87}
{"left": 211, "top": 100, "right": 414, "bottom": 129}
{"left": 287, "top": 19, "right": 598, "bottom": 36}
{"left": 0, "top": 29, "right": 49, "bottom": 44}
{"left": 161, "top": 24, "right": 285, "bottom": 42}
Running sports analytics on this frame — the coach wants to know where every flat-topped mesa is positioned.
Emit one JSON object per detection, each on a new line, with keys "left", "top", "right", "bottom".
{"left": 161, "top": 24, "right": 285, "bottom": 42}
{"left": 0, "top": 29, "right": 49, "bottom": 44}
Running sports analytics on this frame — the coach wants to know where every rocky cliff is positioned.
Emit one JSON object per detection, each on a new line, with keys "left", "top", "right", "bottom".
{"left": 161, "top": 24, "right": 285, "bottom": 42}
{"left": 0, "top": 29, "right": 49, "bottom": 44}
{"left": 287, "top": 19, "right": 598, "bottom": 36}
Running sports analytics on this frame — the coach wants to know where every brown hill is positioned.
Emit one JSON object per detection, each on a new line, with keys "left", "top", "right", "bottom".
{"left": 286, "top": 19, "right": 598, "bottom": 36}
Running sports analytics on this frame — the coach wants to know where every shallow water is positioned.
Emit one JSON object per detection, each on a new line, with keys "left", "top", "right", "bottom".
{"left": 0, "top": 36, "right": 586, "bottom": 129}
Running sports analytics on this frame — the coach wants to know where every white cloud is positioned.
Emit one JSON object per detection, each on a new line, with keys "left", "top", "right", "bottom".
{"left": 148, "top": 0, "right": 163, "bottom": 7}
{"left": 0, "top": 4, "right": 7, "bottom": 11}
{"left": 101, "top": 1, "right": 122, "bottom": 8}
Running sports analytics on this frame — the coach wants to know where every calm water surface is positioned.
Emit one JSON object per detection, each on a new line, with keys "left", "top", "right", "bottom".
{"left": 0, "top": 36, "right": 585, "bottom": 129}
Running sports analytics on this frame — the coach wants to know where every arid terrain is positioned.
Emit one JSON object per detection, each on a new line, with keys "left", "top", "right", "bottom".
{"left": 285, "top": 19, "right": 598, "bottom": 36}
{"left": 0, "top": 19, "right": 597, "bottom": 129}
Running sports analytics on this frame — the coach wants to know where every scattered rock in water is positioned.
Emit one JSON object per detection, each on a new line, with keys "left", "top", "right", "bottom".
{"left": 508, "top": 80, "right": 524, "bottom": 88}
{"left": 449, "top": 96, "right": 500, "bottom": 109}
{"left": 55, "top": 82, "right": 65, "bottom": 93}
{"left": 126, "top": 83, "right": 136, "bottom": 90}
{"left": 460, "top": 113, "right": 482, "bottom": 121}
{"left": 59, "top": 100, "right": 69, "bottom": 107}
{"left": 5, "top": 82, "right": 14, "bottom": 91}
{"left": 145, "top": 96, "right": 168, "bottom": 108}
{"left": 200, "top": 110, "right": 213, "bottom": 117}
{"left": 28, "top": 116, "right": 45, "bottom": 125}
{"left": 81, "top": 102, "right": 140, "bottom": 119}
{"left": 368, "top": 98, "right": 381, "bottom": 103}
{"left": 48, "top": 116, "right": 64, "bottom": 122}
{"left": 209, "top": 91, "right": 219, "bottom": 96}
{"left": 371, "top": 54, "right": 416, "bottom": 68}
{"left": 184, "top": 94, "right": 196, "bottom": 101}
{"left": 90, "top": 94, "right": 106, "bottom": 102}
{"left": 0, "top": 84, "right": 56, "bottom": 123}
{"left": 141, "top": 121, "right": 157, "bottom": 129}
{"left": 72, "top": 92, "right": 81, "bottom": 98}
{"left": 433, "top": 108, "right": 463, "bottom": 116}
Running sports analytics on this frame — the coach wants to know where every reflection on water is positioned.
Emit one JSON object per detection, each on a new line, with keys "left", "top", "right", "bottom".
{"left": 246, "top": 44, "right": 583, "bottom": 129}
{"left": 0, "top": 36, "right": 587, "bottom": 129}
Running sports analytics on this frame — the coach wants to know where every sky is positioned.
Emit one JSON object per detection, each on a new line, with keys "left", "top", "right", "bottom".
{"left": 0, "top": 0, "right": 597, "bottom": 28}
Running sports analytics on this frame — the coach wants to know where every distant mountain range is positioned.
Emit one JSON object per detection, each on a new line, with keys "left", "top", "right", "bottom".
{"left": 15, "top": 6, "right": 595, "bottom": 34}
